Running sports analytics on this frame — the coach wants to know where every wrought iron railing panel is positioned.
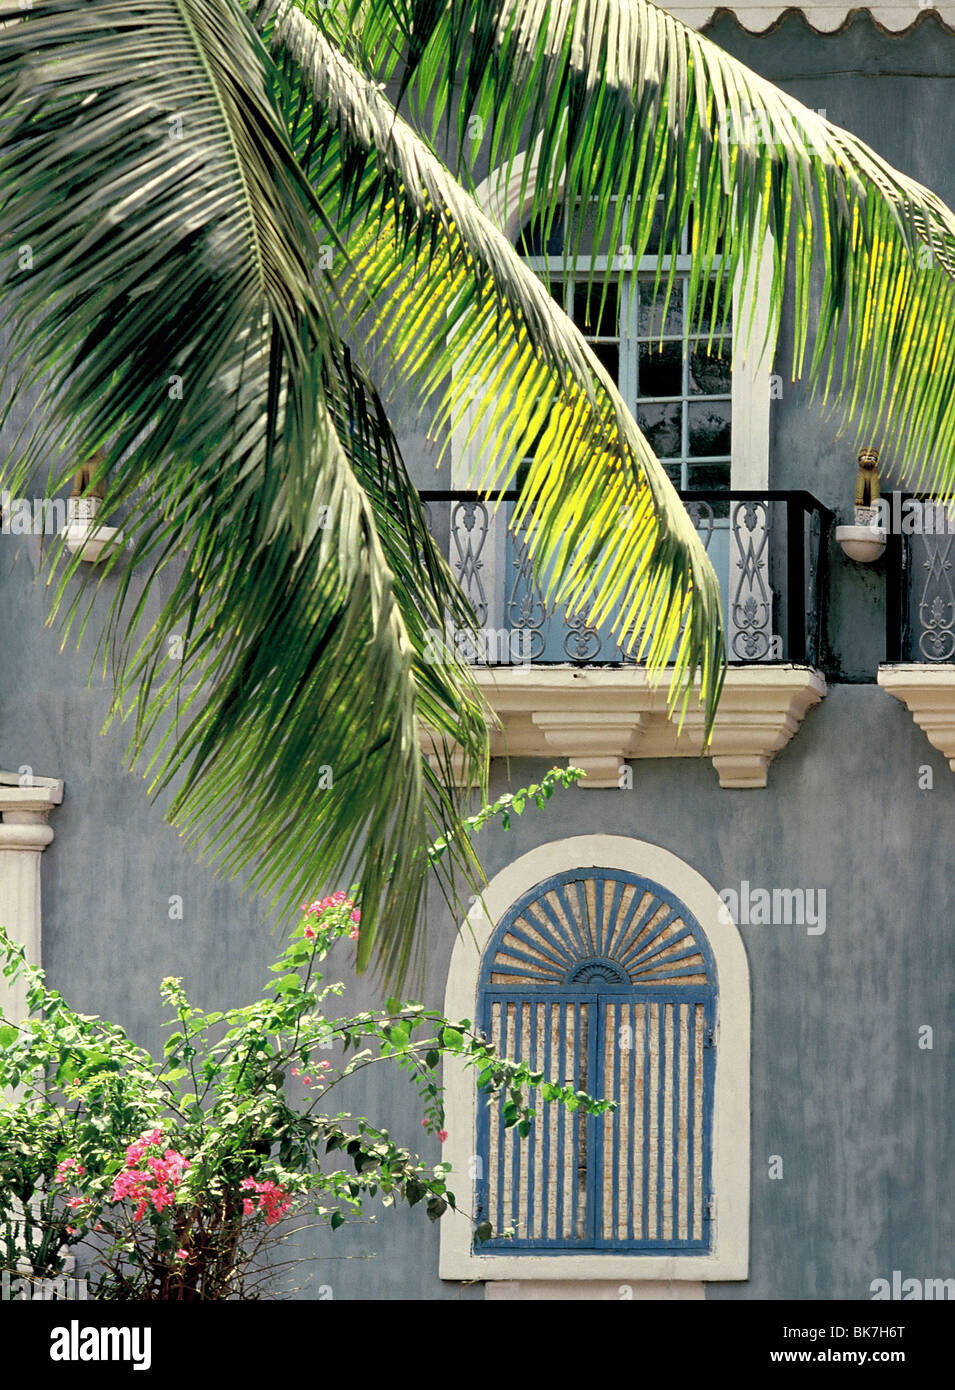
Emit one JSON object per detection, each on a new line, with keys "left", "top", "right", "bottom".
{"left": 420, "top": 490, "right": 830, "bottom": 668}
{"left": 886, "top": 496, "right": 955, "bottom": 663}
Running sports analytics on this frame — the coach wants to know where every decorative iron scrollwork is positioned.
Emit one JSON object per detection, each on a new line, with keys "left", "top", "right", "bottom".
{"left": 730, "top": 500, "right": 774, "bottom": 661}
{"left": 450, "top": 500, "right": 489, "bottom": 627}
{"left": 918, "top": 533, "right": 955, "bottom": 661}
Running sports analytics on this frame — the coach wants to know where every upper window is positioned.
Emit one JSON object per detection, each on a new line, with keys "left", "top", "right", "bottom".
{"left": 518, "top": 203, "right": 733, "bottom": 492}
{"left": 475, "top": 866, "right": 716, "bottom": 1254}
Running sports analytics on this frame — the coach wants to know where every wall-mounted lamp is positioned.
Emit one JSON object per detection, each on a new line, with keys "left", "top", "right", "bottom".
{"left": 61, "top": 452, "right": 123, "bottom": 562}
{"left": 835, "top": 447, "right": 886, "bottom": 563}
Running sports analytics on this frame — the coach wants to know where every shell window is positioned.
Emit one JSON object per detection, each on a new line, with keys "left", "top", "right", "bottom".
{"left": 476, "top": 868, "right": 717, "bottom": 1254}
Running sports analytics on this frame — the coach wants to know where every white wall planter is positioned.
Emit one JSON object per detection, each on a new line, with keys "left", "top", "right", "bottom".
{"left": 835, "top": 523, "right": 886, "bottom": 564}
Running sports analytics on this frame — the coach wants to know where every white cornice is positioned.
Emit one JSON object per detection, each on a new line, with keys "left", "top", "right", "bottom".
{"left": 878, "top": 665, "right": 955, "bottom": 769}
{"left": 426, "top": 665, "right": 825, "bottom": 788}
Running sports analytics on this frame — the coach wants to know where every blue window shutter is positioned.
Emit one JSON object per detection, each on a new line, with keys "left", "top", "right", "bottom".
{"left": 475, "top": 869, "right": 716, "bottom": 1253}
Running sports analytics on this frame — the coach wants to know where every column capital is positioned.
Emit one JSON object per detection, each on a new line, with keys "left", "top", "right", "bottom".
{"left": 0, "top": 773, "right": 64, "bottom": 851}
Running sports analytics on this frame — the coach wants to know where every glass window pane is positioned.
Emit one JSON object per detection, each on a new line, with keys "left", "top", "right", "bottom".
{"left": 571, "top": 197, "right": 620, "bottom": 257}
{"left": 688, "top": 401, "right": 731, "bottom": 457}
{"left": 637, "top": 402, "right": 682, "bottom": 459}
{"left": 689, "top": 342, "right": 732, "bottom": 395}
{"left": 686, "top": 461, "right": 731, "bottom": 491}
{"left": 573, "top": 282, "right": 619, "bottom": 337}
{"left": 701, "top": 278, "right": 733, "bottom": 329}
{"left": 637, "top": 280, "right": 683, "bottom": 337}
{"left": 518, "top": 213, "right": 564, "bottom": 256}
{"left": 639, "top": 341, "right": 683, "bottom": 398}
{"left": 592, "top": 342, "right": 620, "bottom": 382}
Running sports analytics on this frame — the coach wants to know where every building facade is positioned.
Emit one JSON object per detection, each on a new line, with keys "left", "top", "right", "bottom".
{"left": 1, "top": 6, "right": 954, "bottom": 1300}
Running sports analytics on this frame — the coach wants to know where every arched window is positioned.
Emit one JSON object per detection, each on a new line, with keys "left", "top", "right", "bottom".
{"left": 439, "top": 836, "right": 749, "bottom": 1284}
{"left": 476, "top": 867, "right": 716, "bottom": 1252}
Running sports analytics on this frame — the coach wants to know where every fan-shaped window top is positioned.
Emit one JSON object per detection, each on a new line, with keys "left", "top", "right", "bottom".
{"left": 481, "top": 868, "right": 714, "bottom": 991}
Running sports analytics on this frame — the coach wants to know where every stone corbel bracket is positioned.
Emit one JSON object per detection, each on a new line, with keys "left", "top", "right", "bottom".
{"left": 423, "top": 666, "right": 825, "bottom": 789}
{"left": 878, "top": 665, "right": 955, "bottom": 769}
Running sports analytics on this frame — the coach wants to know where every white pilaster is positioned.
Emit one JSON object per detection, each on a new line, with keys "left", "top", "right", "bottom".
{"left": 0, "top": 773, "right": 63, "bottom": 1024}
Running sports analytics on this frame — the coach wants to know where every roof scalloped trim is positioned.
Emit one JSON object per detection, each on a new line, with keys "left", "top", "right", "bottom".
{"left": 663, "top": 4, "right": 955, "bottom": 35}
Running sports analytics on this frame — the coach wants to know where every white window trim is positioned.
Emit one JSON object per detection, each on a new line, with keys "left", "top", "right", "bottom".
{"left": 439, "top": 835, "right": 750, "bottom": 1282}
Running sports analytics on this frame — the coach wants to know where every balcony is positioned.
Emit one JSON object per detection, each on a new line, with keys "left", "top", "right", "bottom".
{"left": 420, "top": 490, "right": 830, "bottom": 788}
{"left": 880, "top": 495, "right": 955, "bottom": 769}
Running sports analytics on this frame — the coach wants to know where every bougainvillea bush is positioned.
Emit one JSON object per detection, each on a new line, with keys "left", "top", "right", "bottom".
{"left": 0, "top": 770, "right": 612, "bottom": 1299}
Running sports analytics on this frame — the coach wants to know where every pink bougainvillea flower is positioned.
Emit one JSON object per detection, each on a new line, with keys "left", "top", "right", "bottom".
{"left": 438, "top": 1130, "right": 449, "bottom": 1143}
{"left": 304, "top": 925, "right": 316, "bottom": 939}
{"left": 175, "top": 1249, "right": 188, "bottom": 1261}
{"left": 238, "top": 1177, "right": 291, "bottom": 1226}
{"left": 65, "top": 1226, "right": 76, "bottom": 1236}
{"left": 317, "top": 1060, "right": 330, "bottom": 1071}
{"left": 67, "top": 1196, "right": 84, "bottom": 1210}
{"left": 291, "top": 1067, "right": 300, "bottom": 1076}
{"left": 303, "top": 1075, "right": 312, "bottom": 1086}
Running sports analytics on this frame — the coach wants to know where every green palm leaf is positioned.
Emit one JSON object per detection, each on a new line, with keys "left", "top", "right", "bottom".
{"left": 344, "top": 0, "right": 955, "bottom": 497}
{"left": 0, "top": 0, "right": 487, "bottom": 983}
{"left": 255, "top": 0, "right": 726, "bottom": 724}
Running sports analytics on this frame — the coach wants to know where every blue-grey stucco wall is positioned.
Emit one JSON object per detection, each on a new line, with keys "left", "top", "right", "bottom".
{"left": 1, "top": 12, "right": 953, "bottom": 1299}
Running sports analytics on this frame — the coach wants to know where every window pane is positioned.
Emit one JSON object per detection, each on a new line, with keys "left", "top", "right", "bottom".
{"left": 518, "top": 213, "right": 564, "bottom": 256}
{"left": 592, "top": 342, "right": 620, "bottom": 382}
{"left": 688, "top": 401, "right": 731, "bottom": 457}
{"left": 572, "top": 197, "right": 620, "bottom": 257}
{"left": 639, "top": 341, "right": 683, "bottom": 398}
{"left": 700, "top": 279, "right": 733, "bottom": 329}
{"left": 638, "top": 280, "right": 683, "bottom": 338}
{"left": 637, "top": 403, "right": 682, "bottom": 459}
{"left": 573, "top": 282, "right": 619, "bottom": 337}
{"left": 686, "top": 461, "right": 731, "bottom": 491}
{"left": 689, "top": 342, "right": 732, "bottom": 395}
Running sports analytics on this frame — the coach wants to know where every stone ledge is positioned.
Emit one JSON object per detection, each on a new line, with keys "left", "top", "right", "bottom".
{"left": 424, "top": 665, "right": 826, "bottom": 789}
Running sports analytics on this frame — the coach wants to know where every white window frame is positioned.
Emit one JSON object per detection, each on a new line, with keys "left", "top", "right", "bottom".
{"left": 439, "top": 835, "right": 750, "bottom": 1284}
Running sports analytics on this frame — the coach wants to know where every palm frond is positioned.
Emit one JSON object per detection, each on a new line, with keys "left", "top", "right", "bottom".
{"left": 0, "top": 0, "right": 488, "bottom": 984}
{"left": 254, "top": 0, "right": 727, "bottom": 725}
{"left": 343, "top": 0, "right": 955, "bottom": 497}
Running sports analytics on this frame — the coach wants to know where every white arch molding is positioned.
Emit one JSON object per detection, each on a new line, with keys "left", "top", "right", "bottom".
{"left": 439, "top": 835, "right": 750, "bottom": 1285}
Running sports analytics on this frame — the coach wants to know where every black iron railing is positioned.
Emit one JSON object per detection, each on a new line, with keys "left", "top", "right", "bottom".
{"left": 884, "top": 494, "right": 955, "bottom": 663}
{"left": 420, "top": 489, "right": 831, "bottom": 668}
